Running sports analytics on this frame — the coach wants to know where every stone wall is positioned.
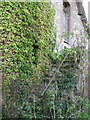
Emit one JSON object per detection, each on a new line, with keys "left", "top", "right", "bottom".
{"left": 52, "top": 0, "right": 85, "bottom": 50}
{"left": 52, "top": 0, "right": 88, "bottom": 97}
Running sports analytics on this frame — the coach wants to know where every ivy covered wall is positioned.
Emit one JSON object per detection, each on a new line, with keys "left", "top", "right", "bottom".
{"left": 1, "top": 2, "right": 55, "bottom": 118}
{"left": 1, "top": 2, "right": 89, "bottom": 119}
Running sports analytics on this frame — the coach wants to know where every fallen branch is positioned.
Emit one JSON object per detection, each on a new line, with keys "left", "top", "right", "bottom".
{"left": 41, "top": 39, "right": 77, "bottom": 96}
{"left": 41, "top": 53, "right": 69, "bottom": 96}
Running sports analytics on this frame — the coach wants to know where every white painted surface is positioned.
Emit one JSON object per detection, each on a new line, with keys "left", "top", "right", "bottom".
{"left": 83, "top": 0, "right": 89, "bottom": 20}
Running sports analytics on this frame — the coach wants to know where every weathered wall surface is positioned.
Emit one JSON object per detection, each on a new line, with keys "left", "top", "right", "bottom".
{"left": 52, "top": 0, "right": 85, "bottom": 49}
{"left": 52, "top": 0, "right": 88, "bottom": 97}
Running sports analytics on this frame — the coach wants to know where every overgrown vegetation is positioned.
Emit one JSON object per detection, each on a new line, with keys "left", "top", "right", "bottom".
{"left": 48, "top": 48, "right": 89, "bottom": 118}
{"left": 1, "top": 2, "right": 55, "bottom": 118}
{"left": 1, "top": 2, "right": 89, "bottom": 119}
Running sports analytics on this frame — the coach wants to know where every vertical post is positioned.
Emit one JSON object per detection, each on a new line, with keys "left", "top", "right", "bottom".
{"left": 88, "top": 1, "right": 90, "bottom": 100}
{"left": 33, "top": 95, "right": 36, "bottom": 119}
{"left": 53, "top": 99, "right": 55, "bottom": 119}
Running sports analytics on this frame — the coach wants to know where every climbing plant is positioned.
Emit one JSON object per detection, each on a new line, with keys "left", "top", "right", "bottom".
{"left": 1, "top": 1, "right": 89, "bottom": 119}
{"left": 1, "top": 2, "right": 55, "bottom": 118}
